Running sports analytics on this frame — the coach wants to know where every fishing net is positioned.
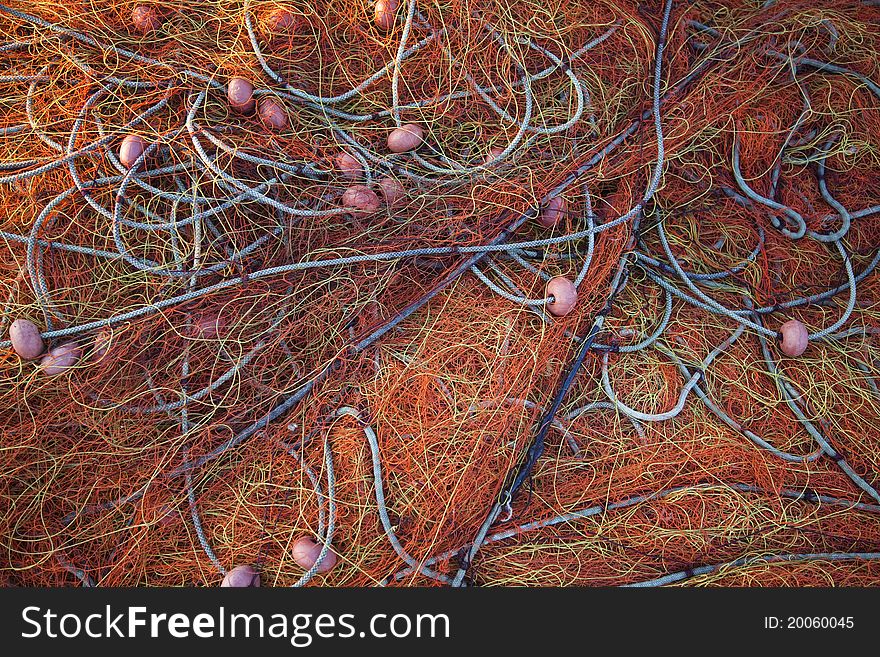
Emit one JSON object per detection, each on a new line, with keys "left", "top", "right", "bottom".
{"left": 1, "top": 0, "right": 879, "bottom": 587}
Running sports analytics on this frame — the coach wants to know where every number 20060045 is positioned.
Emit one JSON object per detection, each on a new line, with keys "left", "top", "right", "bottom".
{"left": 765, "top": 617, "right": 854, "bottom": 629}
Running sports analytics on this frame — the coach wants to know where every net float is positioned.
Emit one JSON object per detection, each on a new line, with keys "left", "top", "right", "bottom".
{"left": 483, "top": 146, "right": 505, "bottom": 165}
{"left": 291, "top": 536, "right": 337, "bottom": 573}
{"left": 343, "top": 185, "right": 381, "bottom": 214}
{"left": 264, "top": 8, "right": 296, "bottom": 32}
{"left": 9, "top": 318, "right": 45, "bottom": 360}
{"left": 90, "top": 329, "right": 113, "bottom": 363}
{"left": 539, "top": 196, "right": 566, "bottom": 228}
{"left": 131, "top": 6, "right": 162, "bottom": 34}
{"left": 377, "top": 176, "right": 405, "bottom": 206}
{"left": 374, "top": 0, "right": 399, "bottom": 30}
{"left": 258, "top": 97, "right": 288, "bottom": 130}
{"left": 119, "top": 134, "right": 146, "bottom": 169}
{"left": 546, "top": 276, "right": 577, "bottom": 316}
{"left": 387, "top": 123, "right": 424, "bottom": 153}
{"left": 335, "top": 151, "right": 363, "bottom": 179}
{"left": 220, "top": 565, "right": 260, "bottom": 587}
{"left": 779, "top": 319, "right": 809, "bottom": 357}
{"left": 40, "top": 342, "right": 82, "bottom": 376}
{"left": 192, "top": 314, "right": 224, "bottom": 339}
{"left": 227, "top": 78, "right": 256, "bottom": 114}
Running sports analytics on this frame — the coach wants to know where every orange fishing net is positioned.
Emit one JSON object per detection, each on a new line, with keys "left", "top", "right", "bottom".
{"left": 1, "top": 0, "right": 878, "bottom": 587}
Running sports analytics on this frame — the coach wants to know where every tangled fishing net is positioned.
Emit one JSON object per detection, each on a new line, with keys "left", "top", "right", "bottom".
{"left": 1, "top": 0, "right": 879, "bottom": 587}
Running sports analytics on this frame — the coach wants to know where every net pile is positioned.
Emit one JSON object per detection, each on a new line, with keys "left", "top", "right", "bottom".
{"left": 1, "top": 0, "right": 879, "bottom": 587}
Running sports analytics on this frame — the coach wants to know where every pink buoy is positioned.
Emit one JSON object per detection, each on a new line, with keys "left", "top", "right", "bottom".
{"left": 40, "top": 342, "right": 82, "bottom": 376}
{"left": 483, "top": 146, "right": 505, "bottom": 165}
{"left": 119, "top": 134, "right": 146, "bottom": 169}
{"left": 342, "top": 186, "right": 381, "bottom": 214}
{"left": 131, "top": 6, "right": 161, "bottom": 34}
{"left": 335, "top": 151, "right": 363, "bottom": 180}
{"left": 90, "top": 329, "right": 113, "bottom": 363}
{"left": 539, "top": 197, "right": 566, "bottom": 228}
{"left": 377, "top": 176, "right": 405, "bottom": 207}
{"left": 192, "top": 314, "right": 225, "bottom": 339}
{"left": 545, "top": 277, "right": 577, "bottom": 317}
{"left": 779, "top": 319, "right": 809, "bottom": 357}
{"left": 227, "top": 78, "right": 256, "bottom": 114}
{"left": 264, "top": 8, "right": 295, "bottom": 33}
{"left": 387, "top": 123, "right": 424, "bottom": 153}
{"left": 221, "top": 565, "right": 260, "bottom": 587}
{"left": 9, "top": 318, "right": 45, "bottom": 360}
{"left": 258, "top": 98, "right": 288, "bottom": 131}
{"left": 291, "top": 536, "right": 337, "bottom": 573}
{"left": 374, "top": 0, "right": 399, "bottom": 30}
